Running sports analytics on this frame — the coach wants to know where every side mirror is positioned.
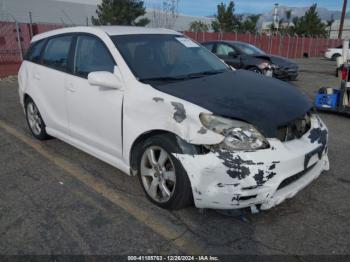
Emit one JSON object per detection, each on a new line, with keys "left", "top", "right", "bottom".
{"left": 88, "top": 71, "right": 122, "bottom": 90}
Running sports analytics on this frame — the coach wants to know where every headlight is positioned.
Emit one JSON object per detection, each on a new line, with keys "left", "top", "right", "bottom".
{"left": 258, "top": 62, "right": 270, "bottom": 69}
{"left": 200, "top": 113, "right": 269, "bottom": 151}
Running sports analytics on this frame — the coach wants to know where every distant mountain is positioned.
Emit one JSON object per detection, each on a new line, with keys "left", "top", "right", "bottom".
{"left": 233, "top": 5, "right": 347, "bottom": 29}
{"left": 258, "top": 6, "right": 346, "bottom": 23}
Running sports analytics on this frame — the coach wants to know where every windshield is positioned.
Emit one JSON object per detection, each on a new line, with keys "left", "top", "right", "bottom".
{"left": 234, "top": 42, "right": 265, "bottom": 55}
{"left": 111, "top": 34, "right": 228, "bottom": 82}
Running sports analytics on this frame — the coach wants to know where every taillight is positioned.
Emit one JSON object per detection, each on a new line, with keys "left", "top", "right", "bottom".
{"left": 342, "top": 67, "right": 348, "bottom": 80}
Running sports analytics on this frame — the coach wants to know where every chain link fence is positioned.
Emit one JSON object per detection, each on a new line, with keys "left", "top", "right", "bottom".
{"left": 0, "top": 10, "right": 70, "bottom": 77}
{"left": 0, "top": 14, "right": 344, "bottom": 78}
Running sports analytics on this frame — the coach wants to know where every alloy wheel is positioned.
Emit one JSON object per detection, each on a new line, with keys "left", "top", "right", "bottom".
{"left": 27, "top": 102, "right": 42, "bottom": 136}
{"left": 140, "top": 146, "right": 176, "bottom": 203}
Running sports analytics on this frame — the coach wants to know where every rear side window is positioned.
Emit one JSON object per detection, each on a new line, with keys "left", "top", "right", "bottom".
{"left": 216, "top": 44, "right": 236, "bottom": 56}
{"left": 26, "top": 40, "right": 46, "bottom": 63}
{"left": 43, "top": 35, "right": 72, "bottom": 72}
{"left": 74, "top": 35, "right": 115, "bottom": 78}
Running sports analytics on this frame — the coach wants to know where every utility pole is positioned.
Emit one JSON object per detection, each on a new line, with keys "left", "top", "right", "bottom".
{"left": 14, "top": 19, "right": 23, "bottom": 60}
{"left": 339, "top": 0, "right": 347, "bottom": 39}
{"left": 273, "top": 3, "right": 279, "bottom": 33}
{"left": 29, "top": 11, "right": 33, "bottom": 39}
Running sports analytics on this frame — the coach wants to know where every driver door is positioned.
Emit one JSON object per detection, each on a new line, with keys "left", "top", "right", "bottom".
{"left": 65, "top": 34, "right": 124, "bottom": 159}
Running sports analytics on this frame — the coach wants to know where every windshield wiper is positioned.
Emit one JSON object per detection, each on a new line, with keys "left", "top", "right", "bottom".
{"left": 139, "top": 76, "right": 186, "bottom": 82}
{"left": 178, "top": 69, "right": 227, "bottom": 79}
{"left": 139, "top": 70, "right": 227, "bottom": 83}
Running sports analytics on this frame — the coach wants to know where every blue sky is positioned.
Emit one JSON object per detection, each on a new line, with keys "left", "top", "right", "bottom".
{"left": 61, "top": 0, "right": 346, "bottom": 16}
{"left": 149, "top": 0, "right": 345, "bottom": 16}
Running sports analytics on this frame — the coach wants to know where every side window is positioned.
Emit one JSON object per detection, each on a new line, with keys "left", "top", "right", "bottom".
{"left": 74, "top": 35, "right": 115, "bottom": 78}
{"left": 202, "top": 43, "right": 214, "bottom": 52}
{"left": 43, "top": 35, "right": 72, "bottom": 71}
{"left": 216, "top": 44, "right": 236, "bottom": 56}
{"left": 26, "top": 40, "right": 46, "bottom": 63}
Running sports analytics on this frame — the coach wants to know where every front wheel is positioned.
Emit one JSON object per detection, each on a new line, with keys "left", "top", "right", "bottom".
{"left": 137, "top": 134, "right": 193, "bottom": 210}
{"left": 25, "top": 98, "right": 50, "bottom": 140}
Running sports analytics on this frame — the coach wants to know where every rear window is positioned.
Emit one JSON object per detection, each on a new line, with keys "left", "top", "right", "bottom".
{"left": 42, "top": 35, "right": 72, "bottom": 72}
{"left": 25, "top": 40, "right": 46, "bottom": 63}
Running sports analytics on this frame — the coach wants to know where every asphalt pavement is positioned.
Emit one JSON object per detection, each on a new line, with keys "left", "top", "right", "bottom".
{"left": 0, "top": 58, "right": 349, "bottom": 259}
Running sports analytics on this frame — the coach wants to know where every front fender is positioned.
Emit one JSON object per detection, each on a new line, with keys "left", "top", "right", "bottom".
{"left": 122, "top": 80, "right": 224, "bottom": 164}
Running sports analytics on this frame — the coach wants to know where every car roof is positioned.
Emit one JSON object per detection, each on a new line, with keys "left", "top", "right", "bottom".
{"left": 31, "top": 26, "right": 181, "bottom": 42}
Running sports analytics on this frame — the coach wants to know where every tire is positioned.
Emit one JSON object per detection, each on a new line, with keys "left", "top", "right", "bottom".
{"left": 332, "top": 53, "right": 341, "bottom": 61}
{"left": 25, "top": 97, "right": 50, "bottom": 140}
{"left": 247, "top": 66, "right": 262, "bottom": 74}
{"left": 136, "top": 134, "right": 193, "bottom": 210}
{"left": 289, "top": 75, "right": 298, "bottom": 81}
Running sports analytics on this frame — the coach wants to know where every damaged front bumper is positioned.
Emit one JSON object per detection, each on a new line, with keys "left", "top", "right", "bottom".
{"left": 273, "top": 66, "right": 299, "bottom": 80}
{"left": 175, "top": 116, "right": 329, "bottom": 211}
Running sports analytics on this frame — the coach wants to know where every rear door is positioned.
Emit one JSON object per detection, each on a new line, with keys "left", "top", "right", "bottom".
{"left": 65, "top": 34, "right": 124, "bottom": 159}
{"left": 214, "top": 43, "right": 241, "bottom": 68}
{"left": 35, "top": 35, "right": 73, "bottom": 134}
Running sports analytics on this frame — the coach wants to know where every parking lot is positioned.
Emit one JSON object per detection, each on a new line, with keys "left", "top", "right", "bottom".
{"left": 0, "top": 58, "right": 349, "bottom": 258}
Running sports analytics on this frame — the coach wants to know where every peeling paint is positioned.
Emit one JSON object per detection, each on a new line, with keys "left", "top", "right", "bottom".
{"left": 171, "top": 102, "right": 187, "bottom": 123}
{"left": 308, "top": 127, "right": 327, "bottom": 151}
{"left": 197, "top": 127, "right": 207, "bottom": 134}
{"left": 194, "top": 187, "right": 202, "bottom": 195}
{"left": 253, "top": 170, "right": 265, "bottom": 186}
{"left": 217, "top": 150, "right": 271, "bottom": 180}
{"left": 152, "top": 97, "right": 164, "bottom": 103}
{"left": 254, "top": 166, "right": 277, "bottom": 186}
{"left": 269, "top": 163, "right": 276, "bottom": 170}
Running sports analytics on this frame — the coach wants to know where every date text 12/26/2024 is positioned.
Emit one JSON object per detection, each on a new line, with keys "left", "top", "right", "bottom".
{"left": 127, "top": 256, "right": 219, "bottom": 261}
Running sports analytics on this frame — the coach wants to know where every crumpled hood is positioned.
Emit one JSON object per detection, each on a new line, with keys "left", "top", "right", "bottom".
{"left": 153, "top": 70, "right": 311, "bottom": 138}
{"left": 267, "top": 55, "right": 298, "bottom": 69}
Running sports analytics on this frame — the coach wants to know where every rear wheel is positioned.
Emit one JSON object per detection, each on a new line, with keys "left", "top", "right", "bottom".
{"left": 136, "top": 134, "right": 193, "bottom": 210}
{"left": 289, "top": 75, "right": 298, "bottom": 81}
{"left": 25, "top": 97, "right": 50, "bottom": 140}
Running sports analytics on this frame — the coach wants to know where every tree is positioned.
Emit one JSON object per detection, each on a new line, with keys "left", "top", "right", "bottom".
{"left": 240, "top": 14, "right": 260, "bottom": 33}
{"left": 150, "top": 0, "right": 179, "bottom": 29}
{"left": 326, "top": 14, "right": 335, "bottom": 38}
{"left": 211, "top": 1, "right": 241, "bottom": 32}
{"left": 92, "top": 0, "right": 150, "bottom": 26}
{"left": 291, "top": 4, "right": 327, "bottom": 37}
{"left": 189, "top": 20, "right": 210, "bottom": 32}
